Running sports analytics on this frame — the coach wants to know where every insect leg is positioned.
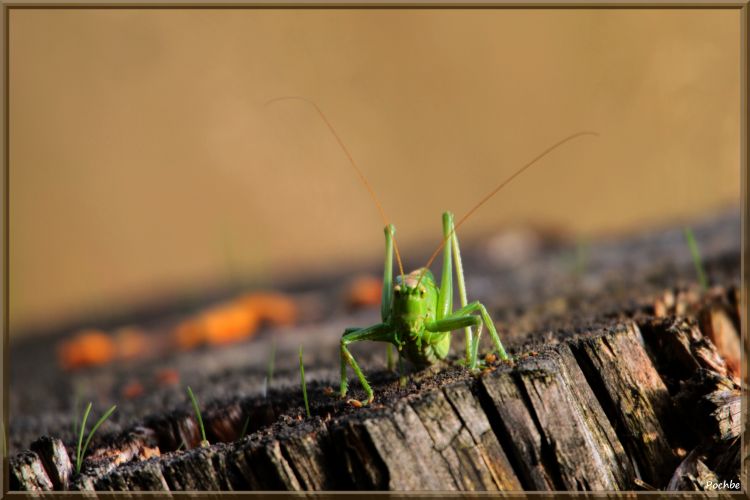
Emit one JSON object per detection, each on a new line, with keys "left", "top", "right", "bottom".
{"left": 447, "top": 211, "right": 474, "bottom": 366}
{"left": 340, "top": 323, "right": 393, "bottom": 405}
{"left": 436, "top": 213, "right": 454, "bottom": 320}
{"left": 397, "top": 351, "right": 407, "bottom": 387}
{"left": 426, "top": 301, "right": 508, "bottom": 368}
{"left": 381, "top": 224, "right": 395, "bottom": 322}
{"left": 383, "top": 224, "right": 395, "bottom": 371}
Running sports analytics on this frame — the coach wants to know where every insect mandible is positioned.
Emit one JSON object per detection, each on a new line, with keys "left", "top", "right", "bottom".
{"left": 267, "top": 97, "right": 597, "bottom": 406}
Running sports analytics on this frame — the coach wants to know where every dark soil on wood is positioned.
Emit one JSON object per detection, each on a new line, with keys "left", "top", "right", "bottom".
{"left": 8, "top": 209, "right": 743, "bottom": 492}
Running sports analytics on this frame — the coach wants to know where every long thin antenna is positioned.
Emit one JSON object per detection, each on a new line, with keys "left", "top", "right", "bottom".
{"left": 417, "top": 131, "right": 598, "bottom": 285}
{"left": 265, "top": 96, "right": 406, "bottom": 279}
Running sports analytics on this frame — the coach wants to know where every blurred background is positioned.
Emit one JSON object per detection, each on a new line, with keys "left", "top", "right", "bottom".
{"left": 9, "top": 8, "right": 740, "bottom": 337}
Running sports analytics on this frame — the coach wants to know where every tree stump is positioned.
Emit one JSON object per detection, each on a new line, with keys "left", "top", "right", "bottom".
{"left": 8, "top": 211, "right": 742, "bottom": 491}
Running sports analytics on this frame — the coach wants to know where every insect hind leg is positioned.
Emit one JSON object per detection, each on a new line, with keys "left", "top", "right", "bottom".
{"left": 445, "top": 211, "right": 475, "bottom": 366}
{"left": 425, "top": 301, "right": 508, "bottom": 369}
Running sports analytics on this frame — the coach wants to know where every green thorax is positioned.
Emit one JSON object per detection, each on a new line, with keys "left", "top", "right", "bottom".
{"left": 389, "top": 268, "right": 447, "bottom": 365}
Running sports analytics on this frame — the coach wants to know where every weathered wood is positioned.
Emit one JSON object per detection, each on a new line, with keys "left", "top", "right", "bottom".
{"left": 69, "top": 472, "right": 96, "bottom": 491}
{"left": 29, "top": 436, "right": 73, "bottom": 490}
{"left": 443, "top": 382, "right": 522, "bottom": 490}
{"left": 205, "top": 400, "right": 245, "bottom": 443}
{"left": 698, "top": 302, "right": 741, "bottom": 378}
{"left": 410, "top": 383, "right": 521, "bottom": 491}
{"left": 9, "top": 450, "right": 54, "bottom": 491}
{"left": 516, "top": 350, "right": 632, "bottom": 490}
{"left": 10, "top": 312, "right": 741, "bottom": 492}
{"left": 674, "top": 369, "right": 741, "bottom": 443}
{"left": 667, "top": 448, "right": 719, "bottom": 491}
{"left": 66, "top": 427, "right": 163, "bottom": 492}
{"left": 276, "top": 419, "right": 337, "bottom": 490}
{"left": 230, "top": 433, "right": 303, "bottom": 490}
{"left": 94, "top": 457, "right": 170, "bottom": 491}
{"left": 479, "top": 346, "right": 632, "bottom": 491}
{"left": 639, "top": 317, "right": 728, "bottom": 386}
{"left": 8, "top": 212, "right": 740, "bottom": 492}
{"left": 333, "top": 399, "right": 460, "bottom": 490}
{"left": 328, "top": 416, "right": 387, "bottom": 490}
{"left": 145, "top": 411, "right": 203, "bottom": 452}
{"left": 552, "top": 344, "right": 635, "bottom": 486}
{"left": 568, "top": 322, "right": 676, "bottom": 487}
{"left": 481, "top": 368, "right": 551, "bottom": 490}
{"left": 160, "top": 442, "right": 232, "bottom": 491}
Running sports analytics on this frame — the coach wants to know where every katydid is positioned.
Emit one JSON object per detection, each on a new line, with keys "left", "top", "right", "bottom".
{"left": 267, "top": 97, "right": 596, "bottom": 405}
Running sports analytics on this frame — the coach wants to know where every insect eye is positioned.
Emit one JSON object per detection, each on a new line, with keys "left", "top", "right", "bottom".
{"left": 393, "top": 285, "right": 401, "bottom": 295}
{"left": 419, "top": 287, "right": 426, "bottom": 296}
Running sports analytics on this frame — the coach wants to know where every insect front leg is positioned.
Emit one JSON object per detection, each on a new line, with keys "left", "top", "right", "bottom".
{"left": 340, "top": 323, "right": 394, "bottom": 405}
{"left": 397, "top": 351, "right": 407, "bottom": 387}
{"left": 426, "top": 300, "right": 508, "bottom": 369}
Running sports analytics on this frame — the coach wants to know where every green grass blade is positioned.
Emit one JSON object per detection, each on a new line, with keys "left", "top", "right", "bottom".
{"left": 187, "top": 386, "right": 207, "bottom": 443}
{"left": 76, "top": 402, "right": 92, "bottom": 472}
{"left": 79, "top": 405, "right": 116, "bottom": 474}
{"left": 683, "top": 227, "right": 708, "bottom": 291}
{"left": 299, "top": 346, "right": 311, "bottom": 418}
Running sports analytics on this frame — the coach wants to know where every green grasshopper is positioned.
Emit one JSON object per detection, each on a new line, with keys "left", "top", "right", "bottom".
{"left": 268, "top": 97, "right": 596, "bottom": 405}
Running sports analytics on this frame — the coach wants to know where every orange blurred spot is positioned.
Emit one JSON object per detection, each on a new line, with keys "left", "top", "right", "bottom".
{"left": 173, "top": 304, "right": 258, "bottom": 350}
{"left": 156, "top": 368, "right": 180, "bottom": 386}
{"left": 346, "top": 276, "right": 382, "bottom": 309}
{"left": 122, "top": 380, "right": 144, "bottom": 399}
{"left": 173, "top": 319, "right": 205, "bottom": 351}
{"left": 172, "top": 291, "right": 298, "bottom": 351}
{"left": 202, "top": 304, "right": 260, "bottom": 346}
{"left": 238, "top": 292, "right": 297, "bottom": 327}
{"left": 57, "top": 329, "right": 116, "bottom": 371}
{"left": 114, "top": 327, "right": 149, "bottom": 360}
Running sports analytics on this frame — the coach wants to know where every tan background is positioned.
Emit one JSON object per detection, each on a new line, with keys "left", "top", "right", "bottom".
{"left": 9, "top": 8, "right": 740, "bottom": 335}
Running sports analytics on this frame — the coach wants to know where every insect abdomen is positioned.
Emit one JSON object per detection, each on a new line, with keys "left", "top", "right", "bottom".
{"left": 402, "top": 331, "right": 450, "bottom": 366}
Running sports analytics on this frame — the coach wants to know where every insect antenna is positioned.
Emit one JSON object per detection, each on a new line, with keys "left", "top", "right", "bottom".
{"left": 416, "top": 131, "right": 599, "bottom": 287}
{"left": 265, "top": 96, "right": 406, "bottom": 281}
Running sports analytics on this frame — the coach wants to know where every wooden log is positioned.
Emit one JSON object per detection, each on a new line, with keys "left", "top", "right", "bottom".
{"left": 667, "top": 448, "right": 719, "bottom": 491}
{"left": 233, "top": 436, "right": 301, "bottom": 490}
{"left": 275, "top": 418, "right": 338, "bottom": 490}
{"left": 160, "top": 442, "right": 233, "bottom": 491}
{"left": 410, "top": 383, "right": 521, "bottom": 491}
{"left": 479, "top": 368, "right": 551, "bottom": 489}
{"left": 638, "top": 317, "right": 728, "bottom": 386}
{"left": 568, "top": 322, "right": 676, "bottom": 487}
{"left": 328, "top": 396, "right": 468, "bottom": 491}
{"left": 698, "top": 301, "right": 741, "bottom": 379}
{"left": 69, "top": 473, "right": 96, "bottom": 491}
{"left": 328, "top": 416, "right": 387, "bottom": 490}
{"left": 479, "top": 344, "right": 632, "bottom": 491}
{"left": 9, "top": 450, "right": 54, "bottom": 491}
{"left": 443, "top": 381, "right": 522, "bottom": 490}
{"left": 145, "top": 410, "right": 203, "bottom": 452}
{"left": 674, "top": 369, "right": 741, "bottom": 443}
{"left": 29, "top": 436, "right": 73, "bottom": 490}
{"left": 94, "top": 457, "right": 170, "bottom": 491}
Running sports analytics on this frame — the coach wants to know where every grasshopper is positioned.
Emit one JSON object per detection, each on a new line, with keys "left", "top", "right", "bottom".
{"left": 268, "top": 97, "right": 596, "bottom": 405}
